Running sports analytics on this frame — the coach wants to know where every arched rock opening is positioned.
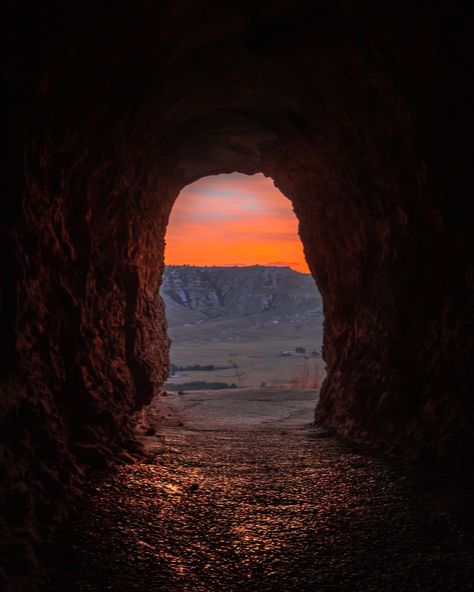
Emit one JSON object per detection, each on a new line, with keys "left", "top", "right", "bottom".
{"left": 1, "top": 2, "right": 472, "bottom": 587}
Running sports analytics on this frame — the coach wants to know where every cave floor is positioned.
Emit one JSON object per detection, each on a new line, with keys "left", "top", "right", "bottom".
{"left": 45, "top": 389, "right": 474, "bottom": 592}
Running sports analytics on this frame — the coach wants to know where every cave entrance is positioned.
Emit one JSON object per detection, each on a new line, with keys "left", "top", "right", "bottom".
{"left": 160, "top": 172, "right": 325, "bottom": 421}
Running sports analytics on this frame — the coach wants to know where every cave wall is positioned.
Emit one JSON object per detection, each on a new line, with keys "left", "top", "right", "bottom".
{"left": 1, "top": 1, "right": 472, "bottom": 588}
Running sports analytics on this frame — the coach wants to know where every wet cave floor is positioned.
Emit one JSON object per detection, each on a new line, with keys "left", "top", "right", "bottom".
{"left": 45, "top": 389, "right": 474, "bottom": 592}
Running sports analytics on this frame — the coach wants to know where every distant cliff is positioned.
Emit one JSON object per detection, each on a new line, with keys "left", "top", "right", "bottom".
{"left": 161, "top": 265, "right": 323, "bottom": 337}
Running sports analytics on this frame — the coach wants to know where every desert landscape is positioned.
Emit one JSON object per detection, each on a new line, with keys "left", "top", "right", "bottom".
{"left": 160, "top": 265, "right": 325, "bottom": 390}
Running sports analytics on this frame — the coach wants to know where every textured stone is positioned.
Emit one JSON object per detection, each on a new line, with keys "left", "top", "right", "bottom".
{"left": 1, "top": 2, "right": 472, "bottom": 589}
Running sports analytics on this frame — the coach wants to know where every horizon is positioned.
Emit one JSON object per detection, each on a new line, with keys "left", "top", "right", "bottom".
{"left": 165, "top": 172, "right": 310, "bottom": 273}
{"left": 164, "top": 263, "right": 311, "bottom": 275}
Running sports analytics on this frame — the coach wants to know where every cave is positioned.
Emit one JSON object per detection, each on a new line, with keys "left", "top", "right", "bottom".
{"left": 1, "top": 2, "right": 472, "bottom": 589}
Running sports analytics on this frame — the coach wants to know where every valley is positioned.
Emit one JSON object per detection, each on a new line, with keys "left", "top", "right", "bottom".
{"left": 160, "top": 265, "right": 325, "bottom": 389}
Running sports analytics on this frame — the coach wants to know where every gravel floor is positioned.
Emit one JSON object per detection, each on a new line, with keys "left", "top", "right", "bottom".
{"left": 45, "top": 391, "right": 474, "bottom": 592}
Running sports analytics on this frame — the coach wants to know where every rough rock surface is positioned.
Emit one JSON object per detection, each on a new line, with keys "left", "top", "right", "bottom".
{"left": 1, "top": 2, "right": 472, "bottom": 589}
{"left": 161, "top": 265, "right": 323, "bottom": 323}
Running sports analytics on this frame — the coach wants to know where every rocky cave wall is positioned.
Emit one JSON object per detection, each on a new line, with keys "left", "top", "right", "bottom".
{"left": 1, "top": 1, "right": 472, "bottom": 588}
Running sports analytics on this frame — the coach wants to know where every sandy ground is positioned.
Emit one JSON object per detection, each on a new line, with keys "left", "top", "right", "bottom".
{"left": 140, "top": 388, "right": 320, "bottom": 438}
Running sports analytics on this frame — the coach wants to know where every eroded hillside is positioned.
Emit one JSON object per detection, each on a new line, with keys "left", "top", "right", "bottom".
{"left": 160, "top": 266, "right": 325, "bottom": 388}
{"left": 161, "top": 265, "right": 323, "bottom": 341}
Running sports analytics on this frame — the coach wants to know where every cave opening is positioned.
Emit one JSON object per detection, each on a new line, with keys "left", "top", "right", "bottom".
{"left": 161, "top": 171, "right": 325, "bottom": 396}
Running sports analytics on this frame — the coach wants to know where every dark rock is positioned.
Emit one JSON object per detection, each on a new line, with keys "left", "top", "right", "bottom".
{"left": 70, "top": 444, "right": 112, "bottom": 470}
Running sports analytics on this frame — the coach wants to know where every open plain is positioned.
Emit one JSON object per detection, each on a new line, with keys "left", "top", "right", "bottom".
{"left": 162, "top": 266, "right": 325, "bottom": 389}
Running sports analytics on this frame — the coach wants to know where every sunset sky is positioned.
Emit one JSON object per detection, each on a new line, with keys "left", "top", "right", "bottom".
{"left": 165, "top": 173, "right": 309, "bottom": 273}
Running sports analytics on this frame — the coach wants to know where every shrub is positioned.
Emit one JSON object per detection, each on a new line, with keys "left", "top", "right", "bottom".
{"left": 165, "top": 381, "right": 236, "bottom": 391}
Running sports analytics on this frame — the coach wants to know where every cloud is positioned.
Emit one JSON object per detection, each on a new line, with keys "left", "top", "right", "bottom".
{"left": 165, "top": 173, "right": 308, "bottom": 272}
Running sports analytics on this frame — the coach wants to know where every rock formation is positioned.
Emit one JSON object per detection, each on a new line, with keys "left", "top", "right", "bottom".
{"left": 162, "top": 265, "right": 323, "bottom": 322}
{"left": 1, "top": 2, "right": 472, "bottom": 589}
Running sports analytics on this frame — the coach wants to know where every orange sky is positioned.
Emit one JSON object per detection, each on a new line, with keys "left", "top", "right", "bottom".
{"left": 165, "top": 173, "right": 309, "bottom": 273}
